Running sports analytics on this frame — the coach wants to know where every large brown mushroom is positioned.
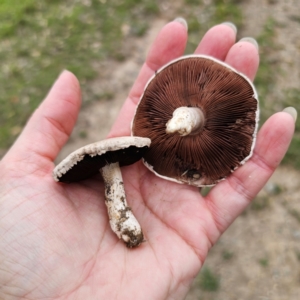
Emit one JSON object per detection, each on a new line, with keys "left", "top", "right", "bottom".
{"left": 131, "top": 55, "right": 259, "bottom": 186}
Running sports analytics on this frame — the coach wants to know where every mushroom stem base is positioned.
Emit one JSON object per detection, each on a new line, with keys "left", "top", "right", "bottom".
{"left": 166, "top": 106, "right": 205, "bottom": 136}
{"left": 100, "top": 162, "right": 144, "bottom": 248}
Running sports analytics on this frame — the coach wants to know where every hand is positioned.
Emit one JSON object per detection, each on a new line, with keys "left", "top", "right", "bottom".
{"left": 0, "top": 20, "right": 295, "bottom": 300}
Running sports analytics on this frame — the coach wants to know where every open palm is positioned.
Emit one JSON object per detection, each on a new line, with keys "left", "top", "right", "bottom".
{"left": 0, "top": 21, "right": 295, "bottom": 300}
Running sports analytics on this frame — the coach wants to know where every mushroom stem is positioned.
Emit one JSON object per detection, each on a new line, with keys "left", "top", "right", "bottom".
{"left": 100, "top": 162, "right": 144, "bottom": 248}
{"left": 166, "top": 106, "right": 205, "bottom": 136}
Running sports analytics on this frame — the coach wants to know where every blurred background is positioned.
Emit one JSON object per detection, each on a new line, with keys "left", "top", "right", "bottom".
{"left": 0, "top": 0, "right": 299, "bottom": 299}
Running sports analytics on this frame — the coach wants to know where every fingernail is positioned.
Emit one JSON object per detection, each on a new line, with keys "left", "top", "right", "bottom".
{"left": 239, "top": 37, "right": 259, "bottom": 50}
{"left": 174, "top": 17, "right": 188, "bottom": 31}
{"left": 222, "top": 22, "right": 237, "bottom": 34}
{"left": 283, "top": 107, "right": 298, "bottom": 123}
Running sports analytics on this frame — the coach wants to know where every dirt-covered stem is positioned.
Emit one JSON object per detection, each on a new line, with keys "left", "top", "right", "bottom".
{"left": 100, "top": 162, "right": 144, "bottom": 248}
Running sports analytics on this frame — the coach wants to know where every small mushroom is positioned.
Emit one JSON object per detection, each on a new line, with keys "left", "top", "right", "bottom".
{"left": 53, "top": 136, "right": 151, "bottom": 248}
{"left": 131, "top": 55, "right": 259, "bottom": 186}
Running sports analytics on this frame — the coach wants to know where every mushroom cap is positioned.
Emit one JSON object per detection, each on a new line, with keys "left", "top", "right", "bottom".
{"left": 131, "top": 55, "right": 259, "bottom": 187}
{"left": 53, "top": 136, "right": 151, "bottom": 183}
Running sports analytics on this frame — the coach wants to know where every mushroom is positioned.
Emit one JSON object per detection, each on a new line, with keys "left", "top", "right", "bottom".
{"left": 131, "top": 54, "right": 259, "bottom": 187}
{"left": 53, "top": 136, "right": 151, "bottom": 248}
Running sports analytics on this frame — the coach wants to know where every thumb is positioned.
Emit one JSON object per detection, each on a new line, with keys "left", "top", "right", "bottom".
{"left": 3, "top": 70, "right": 81, "bottom": 173}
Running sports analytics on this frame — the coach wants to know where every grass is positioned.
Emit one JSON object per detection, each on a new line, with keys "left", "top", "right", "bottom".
{"left": 199, "top": 267, "right": 220, "bottom": 292}
{"left": 0, "top": 0, "right": 159, "bottom": 148}
{"left": 251, "top": 196, "right": 270, "bottom": 211}
{"left": 288, "top": 208, "right": 300, "bottom": 223}
{"left": 212, "top": 0, "right": 243, "bottom": 28}
{"left": 1, "top": 0, "right": 299, "bottom": 171}
{"left": 252, "top": 18, "right": 300, "bottom": 169}
{"left": 258, "top": 258, "right": 269, "bottom": 267}
{"left": 2, "top": 0, "right": 245, "bottom": 149}
{"left": 265, "top": 182, "right": 282, "bottom": 195}
{"left": 254, "top": 19, "right": 300, "bottom": 169}
{"left": 200, "top": 186, "right": 212, "bottom": 197}
{"left": 183, "top": 0, "right": 244, "bottom": 54}
{"left": 253, "top": 17, "right": 278, "bottom": 125}
{"left": 281, "top": 88, "right": 300, "bottom": 168}
{"left": 222, "top": 250, "right": 234, "bottom": 260}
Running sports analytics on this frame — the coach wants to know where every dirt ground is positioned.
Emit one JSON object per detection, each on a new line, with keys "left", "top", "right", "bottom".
{"left": 52, "top": 1, "right": 300, "bottom": 299}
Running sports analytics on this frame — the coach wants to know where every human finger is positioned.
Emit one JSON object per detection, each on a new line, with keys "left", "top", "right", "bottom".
{"left": 225, "top": 37, "right": 259, "bottom": 81}
{"left": 109, "top": 18, "right": 188, "bottom": 137}
{"left": 129, "top": 18, "right": 188, "bottom": 104}
{"left": 194, "top": 23, "right": 237, "bottom": 60}
{"left": 4, "top": 71, "right": 81, "bottom": 165}
{"left": 205, "top": 111, "right": 296, "bottom": 233}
